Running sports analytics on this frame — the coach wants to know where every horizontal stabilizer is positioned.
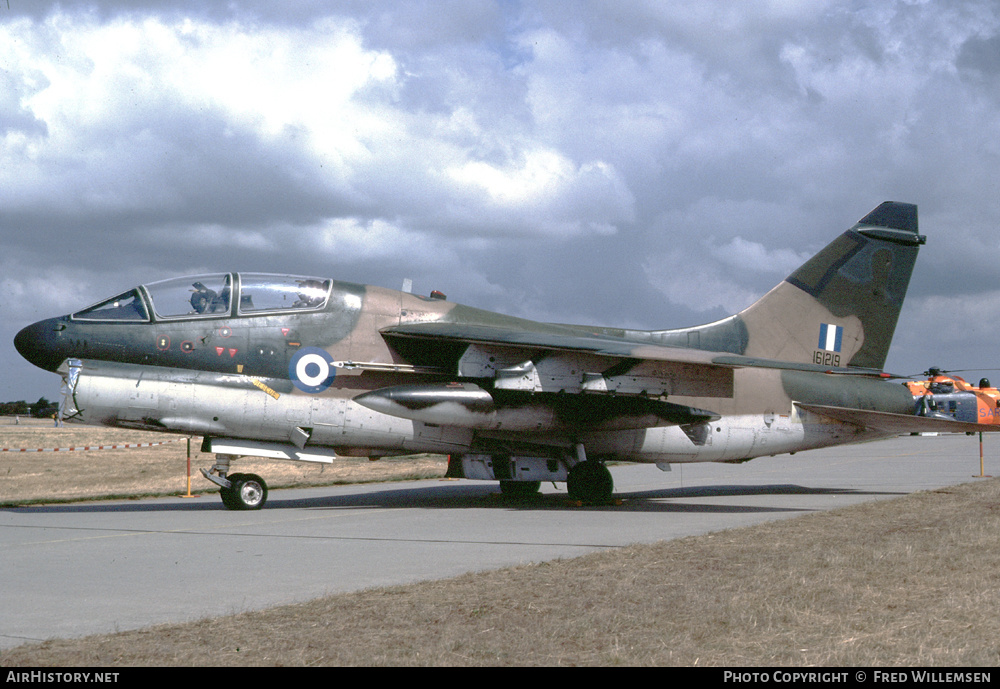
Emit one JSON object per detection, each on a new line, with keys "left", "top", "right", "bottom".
{"left": 796, "top": 403, "right": 997, "bottom": 435}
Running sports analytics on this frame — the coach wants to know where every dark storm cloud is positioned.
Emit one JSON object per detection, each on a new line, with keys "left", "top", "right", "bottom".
{"left": 958, "top": 34, "right": 1000, "bottom": 77}
{"left": 4, "top": 1, "right": 1000, "bottom": 399}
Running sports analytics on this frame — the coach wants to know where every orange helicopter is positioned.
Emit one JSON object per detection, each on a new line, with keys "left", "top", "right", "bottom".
{"left": 906, "top": 368, "right": 1000, "bottom": 425}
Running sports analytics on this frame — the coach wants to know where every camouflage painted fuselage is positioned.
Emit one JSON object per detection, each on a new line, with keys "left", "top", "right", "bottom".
{"left": 16, "top": 203, "right": 927, "bottom": 477}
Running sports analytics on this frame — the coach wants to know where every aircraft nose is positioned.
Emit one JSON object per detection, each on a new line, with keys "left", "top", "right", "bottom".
{"left": 14, "top": 318, "right": 69, "bottom": 372}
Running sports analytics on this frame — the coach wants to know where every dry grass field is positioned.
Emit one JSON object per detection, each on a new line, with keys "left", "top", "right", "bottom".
{"left": 0, "top": 417, "right": 447, "bottom": 505}
{"left": 3, "top": 418, "right": 999, "bottom": 666}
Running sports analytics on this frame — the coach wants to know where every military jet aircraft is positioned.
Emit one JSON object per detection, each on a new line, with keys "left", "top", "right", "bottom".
{"left": 15, "top": 201, "right": 985, "bottom": 510}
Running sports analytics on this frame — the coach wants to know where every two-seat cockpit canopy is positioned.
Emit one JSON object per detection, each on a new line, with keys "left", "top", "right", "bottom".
{"left": 72, "top": 274, "right": 333, "bottom": 322}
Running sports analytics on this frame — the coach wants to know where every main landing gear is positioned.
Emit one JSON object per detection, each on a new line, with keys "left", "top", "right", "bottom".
{"left": 200, "top": 454, "right": 269, "bottom": 510}
{"left": 567, "top": 459, "right": 614, "bottom": 503}
{"left": 565, "top": 443, "right": 614, "bottom": 503}
{"left": 488, "top": 444, "right": 615, "bottom": 504}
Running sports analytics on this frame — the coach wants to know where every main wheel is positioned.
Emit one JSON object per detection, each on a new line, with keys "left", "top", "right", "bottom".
{"left": 566, "top": 460, "right": 614, "bottom": 503}
{"left": 223, "top": 473, "right": 268, "bottom": 510}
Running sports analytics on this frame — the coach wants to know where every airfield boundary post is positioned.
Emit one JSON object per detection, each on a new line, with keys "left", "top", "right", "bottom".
{"left": 181, "top": 436, "right": 200, "bottom": 498}
{"left": 974, "top": 431, "right": 992, "bottom": 478}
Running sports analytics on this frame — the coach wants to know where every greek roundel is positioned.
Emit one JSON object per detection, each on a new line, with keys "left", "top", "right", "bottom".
{"left": 289, "top": 347, "right": 336, "bottom": 393}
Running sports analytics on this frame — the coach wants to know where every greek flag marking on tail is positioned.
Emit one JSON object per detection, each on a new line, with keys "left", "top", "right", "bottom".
{"left": 818, "top": 323, "right": 843, "bottom": 352}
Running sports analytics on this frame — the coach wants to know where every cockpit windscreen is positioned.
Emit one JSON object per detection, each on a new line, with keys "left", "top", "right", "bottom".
{"left": 71, "top": 273, "right": 334, "bottom": 323}
{"left": 72, "top": 290, "right": 149, "bottom": 321}
{"left": 238, "top": 274, "right": 332, "bottom": 314}
{"left": 145, "top": 274, "right": 232, "bottom": 319}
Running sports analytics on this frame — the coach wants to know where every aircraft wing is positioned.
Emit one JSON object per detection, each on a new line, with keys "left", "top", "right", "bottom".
{"left": 796, "top": 403, "right": 997, "bottom": 435}
{"left": 383, "top": 321, "right": 739, "bottom": 399}
{"left": 385, "top": 321, "right": 732, "bottom": 361}
{"left": 381, "top": 321, "right": 885, "bottom": 400}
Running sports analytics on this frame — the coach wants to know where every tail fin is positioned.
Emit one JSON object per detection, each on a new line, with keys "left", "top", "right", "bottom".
{"left": 655, "top": 202, "right": 925, "bottom": 370}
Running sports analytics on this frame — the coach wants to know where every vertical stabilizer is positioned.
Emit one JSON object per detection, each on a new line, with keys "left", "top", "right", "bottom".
{"left": 739, "top": 202, "right": 924, "bottom": 370}
{"left": 649, "top": 202, "right": 925, "bottom": 371}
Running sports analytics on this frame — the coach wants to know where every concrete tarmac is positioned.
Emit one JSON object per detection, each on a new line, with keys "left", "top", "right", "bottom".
{"left": 1, "top": 433, "right": 995, "bottom": 649}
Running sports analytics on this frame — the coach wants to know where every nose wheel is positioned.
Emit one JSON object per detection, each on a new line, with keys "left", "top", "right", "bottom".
{"left": 219, "top": 473, "right": 268, "bottom": 510}
{"left": 201, "top": 455, "right": 269, "bottom": 510}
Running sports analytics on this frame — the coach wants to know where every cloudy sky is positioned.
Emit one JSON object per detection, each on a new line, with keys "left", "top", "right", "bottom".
{"left": 3, "top": 0, "right": 1000, "bottom": 401}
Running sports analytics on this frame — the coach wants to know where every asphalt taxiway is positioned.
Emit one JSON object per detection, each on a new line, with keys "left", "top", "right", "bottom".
{"left": 1, "top": 433, "right": 995, "bottom": 649}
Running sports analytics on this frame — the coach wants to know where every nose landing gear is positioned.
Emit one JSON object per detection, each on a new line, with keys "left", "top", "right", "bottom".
{"left": 201, "top": 453, "right": 269, "bottom": 510}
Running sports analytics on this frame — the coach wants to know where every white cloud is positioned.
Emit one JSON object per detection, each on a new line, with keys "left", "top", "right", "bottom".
{"left": 0, "top": 13, "right": 401, "bottom": 208}
{"left": 317, "top": 217, "right": 433, "bottom": 261}
{"left": 147, "top": 224, "right": 275, "bottom": 252}
{"left": 450, "top": 148, "right": 574, "bottom": 205}
{"left": 710, "top": 237, "right": 811, "bottom": 275}
{"left": 446, "top": 150, "right": 633, "bottom": 236}
{"left": 643, "top": 250, "right": 764, "bottom": 315}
